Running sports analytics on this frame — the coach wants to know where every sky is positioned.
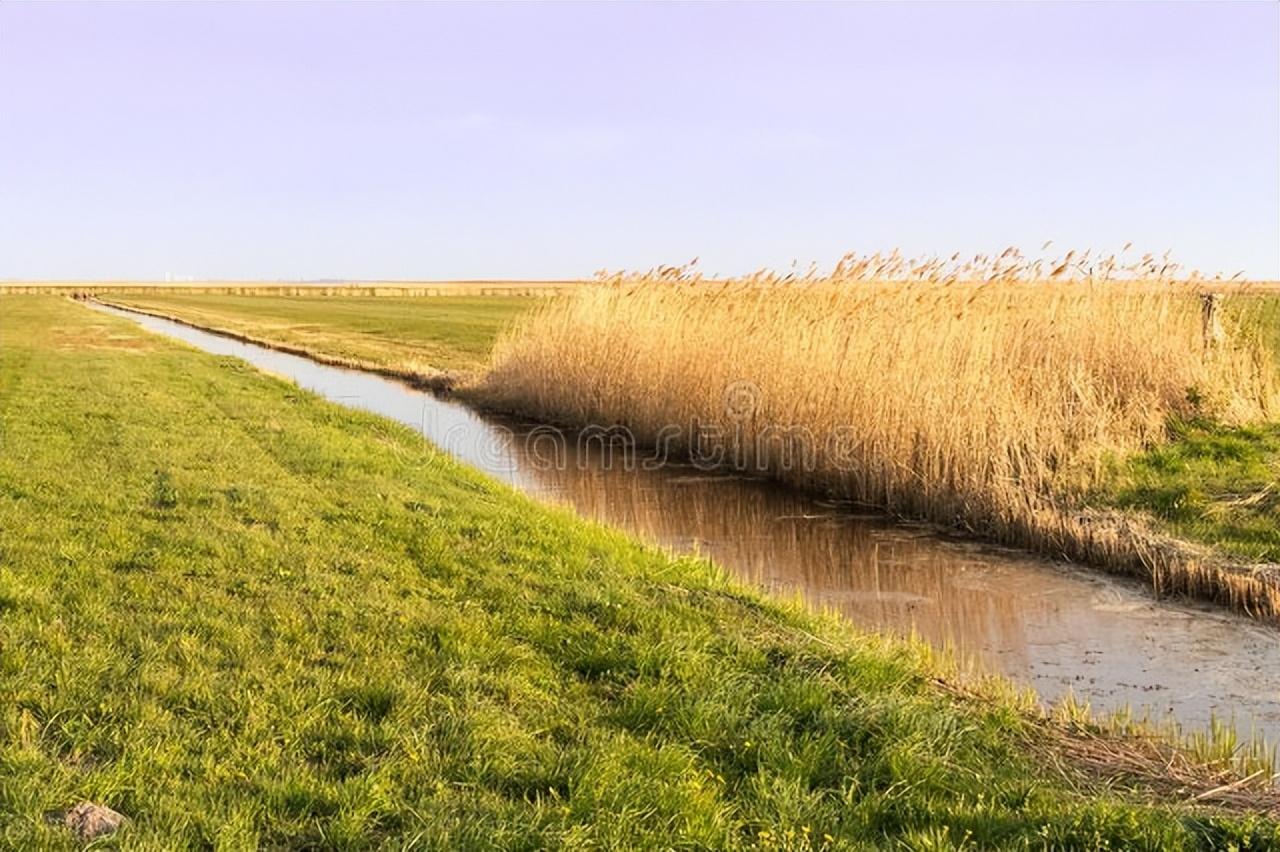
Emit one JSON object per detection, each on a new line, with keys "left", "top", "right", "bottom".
{"left": 1, "top": 2, "right": 1277, "bottom": 281}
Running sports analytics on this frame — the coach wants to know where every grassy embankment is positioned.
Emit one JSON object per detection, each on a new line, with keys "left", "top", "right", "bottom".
{"left": 477, "top": 258, "right": 1280, "bottom": 617}
{"left": 2, "top": 296, "right": 1277, "bottom": 847}
{"left": 1100, "top": 420, "right": 1279, "bottom": 564}
{"left": 101, "top": 293, "right": 541, "bottom": 387}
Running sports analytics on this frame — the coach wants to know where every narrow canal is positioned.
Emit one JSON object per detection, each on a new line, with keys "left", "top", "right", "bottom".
{"left": 91, "top": 301, "right": 1280, "bottom": 745}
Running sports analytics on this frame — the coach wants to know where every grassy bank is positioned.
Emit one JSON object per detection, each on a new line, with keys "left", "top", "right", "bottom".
{"left": 478, "top": 265, "right": 1280, "bottom": 617}
{"left": 1099, "top": 420, "right": 1280, "bottom": 563}
{"left": 102, "top": 293, "right": 538, "bottom": 378}
{"left": 2, "top": 296, "right": 1275, "bottom": 847}
{"left": 1092, "top": 294, "right": 1280, "bottom": 565}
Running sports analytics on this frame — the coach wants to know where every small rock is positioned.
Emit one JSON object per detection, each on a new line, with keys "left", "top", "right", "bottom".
{"left": 63, "top": 801, "right": 126, "bottom": 841}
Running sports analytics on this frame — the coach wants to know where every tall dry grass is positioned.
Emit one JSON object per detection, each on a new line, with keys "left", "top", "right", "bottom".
{"left": 477, "top": 251, "right": 1280, "bottom": 615}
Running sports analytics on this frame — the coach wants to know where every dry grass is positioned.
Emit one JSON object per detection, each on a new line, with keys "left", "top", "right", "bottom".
{"left": 477, "top": 251, "right": 1280, "bottom": 616}
{"left": 925, "top": 675, "right": 1280, "bottom": 816}
{"left": 1040, "top": 718, "right": 1280, "bottom": 816}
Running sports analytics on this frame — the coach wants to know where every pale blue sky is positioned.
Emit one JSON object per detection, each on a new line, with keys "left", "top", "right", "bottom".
{"left": 2, "top": 1, "right": 1277, "bottom": 280}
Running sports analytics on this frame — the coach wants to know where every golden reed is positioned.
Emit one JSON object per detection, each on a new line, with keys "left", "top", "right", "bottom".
{"left": 477, "top": 250, "right": 1280, "bottom": 617}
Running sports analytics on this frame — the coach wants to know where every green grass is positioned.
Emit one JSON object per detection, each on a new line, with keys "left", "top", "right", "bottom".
{"left": 1101, "top": 421, "right": 1280, "bottom": 562}
{"left": 2, "top": 296, "right": 1274, "bottom": 848}
{"left": 1096, "top": 295, "right": 1280, "bottom": 563}
{"left": 103, "top": 293, "right": 537, "bottom": 374}
{"left": 1232, "top": 293, "right": 1280, "bottom": 363}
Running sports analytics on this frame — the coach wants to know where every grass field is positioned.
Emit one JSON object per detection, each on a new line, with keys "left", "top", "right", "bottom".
{"left": 102, "top": 293, "right": 539, "bottom": 377}
{"left": 1239, "top": 293, "right": 1280, "bottom": 374}
{"left": 0, "top": 281, "right": 574, "bottom": 298}
{"left": 1099, "top": 420, "right": 1280, "bottom": 563}
{"left": 2, "top": 296, "right": 1276, "bottom": 847}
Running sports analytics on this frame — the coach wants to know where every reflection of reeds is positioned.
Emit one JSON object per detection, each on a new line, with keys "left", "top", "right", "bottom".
{"left": 517, "top": 451, "right": 1064, "bottom": 667}
{"left": 477, "top": 251, "right": 1280, "bottom": 617}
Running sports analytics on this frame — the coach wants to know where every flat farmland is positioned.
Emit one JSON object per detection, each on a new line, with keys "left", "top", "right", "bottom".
{"left": 7, "top": 296, "right": 1273, "bottom": 846}
{"left": 102, "top": 293, "right": 541, "bottom": 377}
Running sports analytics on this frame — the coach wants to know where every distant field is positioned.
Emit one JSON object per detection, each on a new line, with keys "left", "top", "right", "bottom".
{"left": 0, "top": 280, "right": 576, "bottom": 296}
{"left": 102, "top": 294, "right": 540, "bottom": 375}
{"left": 1238, "top": 292, "right": 1280, "bottom": 364}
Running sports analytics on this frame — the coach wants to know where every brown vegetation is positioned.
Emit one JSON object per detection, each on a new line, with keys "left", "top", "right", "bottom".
{"left": 477, "top": 251, "right": 1280, "bottom": 616}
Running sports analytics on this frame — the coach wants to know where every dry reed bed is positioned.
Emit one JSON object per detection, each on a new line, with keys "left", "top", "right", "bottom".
{"left": 477, "top": 254, "right": 1280, "bottom": 617}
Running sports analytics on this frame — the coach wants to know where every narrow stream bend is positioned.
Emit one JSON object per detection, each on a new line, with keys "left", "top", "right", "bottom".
{"left": 90, "top": 302, "right": 1280, "bottom": 745}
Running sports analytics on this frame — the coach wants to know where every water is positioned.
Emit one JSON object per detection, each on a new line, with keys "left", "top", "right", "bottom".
{"left": 91, "top": 302, "right": 1280, "bottom": 743}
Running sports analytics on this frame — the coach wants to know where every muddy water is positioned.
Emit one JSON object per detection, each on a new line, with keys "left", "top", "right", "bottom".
{"left": 92, "top": 302, "right": 1280, "bottom": 743}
